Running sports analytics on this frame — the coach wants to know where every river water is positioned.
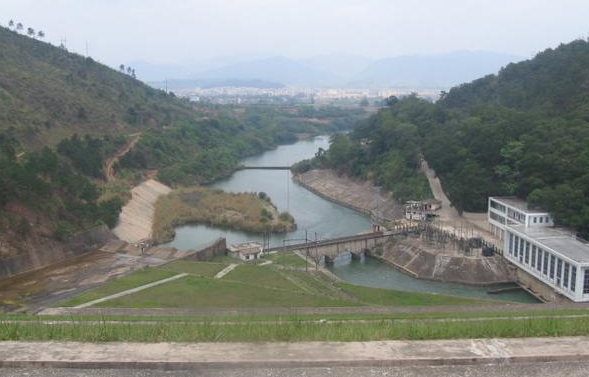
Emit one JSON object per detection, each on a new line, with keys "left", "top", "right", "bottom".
{"left": 166, "top": 136, "right": 538, "bottom": 303}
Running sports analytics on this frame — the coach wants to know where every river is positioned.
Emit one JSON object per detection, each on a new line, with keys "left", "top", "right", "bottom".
{"left": 166, "top": 135, "right": 538, "bottom": 303}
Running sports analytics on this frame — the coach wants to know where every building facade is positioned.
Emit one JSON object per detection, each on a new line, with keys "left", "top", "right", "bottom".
{"left": 488, "top": 197, "right": 589, "bottom": 302}
{"left": 488, "top": 197, "right": 553, "bottom": 240}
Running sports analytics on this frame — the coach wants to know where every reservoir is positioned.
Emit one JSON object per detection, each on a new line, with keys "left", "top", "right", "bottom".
{"left": 166, "top": 135, "right": 538, "bottom": 303}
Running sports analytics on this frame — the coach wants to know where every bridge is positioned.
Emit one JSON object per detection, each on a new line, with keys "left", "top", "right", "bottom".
{"left": 238, "top": 166, "right": 292, "bottom": 170}
{"left": 266, "top": 225, "right": 421, "bottom": 263}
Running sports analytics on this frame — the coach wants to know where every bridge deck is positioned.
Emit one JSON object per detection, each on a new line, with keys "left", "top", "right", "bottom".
{"left": 239, "top": 166, "right": 291, "bottom": 170}
{"left": 266, "top": 227, "right": 419, "bottom": 253}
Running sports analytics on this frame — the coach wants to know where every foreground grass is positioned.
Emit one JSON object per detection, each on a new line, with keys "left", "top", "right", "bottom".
{"left": 2, "top": 316, "right": 589, "bottom": 342}
{"left": 152, "top": 187, "right": 295, "bottom": 243}
{"left": 60, "top": 268, "right": 177, "bottom": 307}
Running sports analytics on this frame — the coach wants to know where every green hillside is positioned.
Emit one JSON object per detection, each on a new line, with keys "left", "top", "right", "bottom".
{"left": 0, "top": 26, "right": 367, "bottom": 259}
{"left": 311, "top": 39, "right": 589, "bottom": 237}
{"left": 0, "top": 26, "right": 199, "bottom": 147}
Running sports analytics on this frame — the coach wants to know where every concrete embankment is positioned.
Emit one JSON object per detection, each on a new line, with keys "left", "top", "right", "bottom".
{"left": 293, "top": 169, "right": 402, "bottom": 221}
{"left": 113, "top": 179, "right": 172, "bottom": 243}
{"left": 376, "top": 235, "right": 516, "bottom": 285}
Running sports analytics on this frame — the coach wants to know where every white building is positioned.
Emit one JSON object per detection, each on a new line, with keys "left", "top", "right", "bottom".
{"left": 504, "top": 225, "right": 589, "bottom": 302}
{"left": 488, "top": 197, "right": 553, "bottom": 240}
{"left": 488, "top": 197, "right": 589, "bottom": 302}
{"left": 227, "top": 242, "right": 263, "bottom": 262}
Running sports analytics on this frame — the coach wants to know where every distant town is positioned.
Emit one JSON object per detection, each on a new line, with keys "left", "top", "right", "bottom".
{"left": 167, "top": 86, "right": 443, "bottom": 105}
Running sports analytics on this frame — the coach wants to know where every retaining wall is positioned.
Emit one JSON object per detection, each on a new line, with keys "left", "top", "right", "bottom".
{"left": 183, "top": 238, "right": 227, "bottom": 262}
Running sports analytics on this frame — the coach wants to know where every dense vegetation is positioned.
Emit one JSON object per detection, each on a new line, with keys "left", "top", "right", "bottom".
{"left": 293, "top": 97, "right": 433, "bottom": 203}
{"left": 0, "top": 25, "right": 367, "bottom": 257}
{"left": 311, "top": 39, "right": 589, "bottom": 237}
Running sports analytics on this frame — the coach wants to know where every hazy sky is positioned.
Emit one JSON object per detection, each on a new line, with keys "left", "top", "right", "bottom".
{"left": 3, "top": 0, "right": 589, "bottom": 67}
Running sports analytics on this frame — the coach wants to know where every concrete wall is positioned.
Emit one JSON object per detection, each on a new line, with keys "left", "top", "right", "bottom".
{"left": 183, "top": 238, "right": 227, "bottom": 262}
{"left": 378, "top": 238, "right": 515, "bottom": 285}
{"left": 515, "top": 266, "right": 569, "bottom": 303}
{"left": 0, "top": 225, "right": 117, "bottom": 281}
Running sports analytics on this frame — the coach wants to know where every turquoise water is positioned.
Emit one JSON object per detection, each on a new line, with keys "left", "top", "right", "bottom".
{"left": 166, "top": 136, "right": 538, "bottom": 303}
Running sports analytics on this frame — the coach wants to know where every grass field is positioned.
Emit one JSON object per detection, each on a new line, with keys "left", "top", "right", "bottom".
{"left": 158, "top": 260, "right": 228, "bottom": 277}
{"left": 262, "top": 252, "right": 308, "bottom": 268}
{"left": 2, "top": 316, "right": 589, "bottom": 342}
{"left": 60, "top": 268, "right": 177, "bottom": 307}
{"left": 56, "top": 258, "right": 493, "bottom": 310}
{"left": 98, "top": 275, "right": 356, "bottom": 309}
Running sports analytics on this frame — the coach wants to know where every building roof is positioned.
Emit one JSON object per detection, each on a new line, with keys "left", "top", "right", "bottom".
{"left": 227, "top": 242, "right": 262, "bottom": 254}
{"left": 490, "top": 196, "right": 549, "bottom": 214}
{"left": 508, "top": 225, "right": 589, "bottom": 264}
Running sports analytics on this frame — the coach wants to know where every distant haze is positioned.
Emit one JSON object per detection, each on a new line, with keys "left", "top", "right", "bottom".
{"left": 3, "top": 0, "right": 589, "bottom": 86}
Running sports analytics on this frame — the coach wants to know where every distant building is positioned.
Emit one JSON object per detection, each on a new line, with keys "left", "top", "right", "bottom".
{"left": 488, "top": 197, "right": 589, "bottom": 302}
{"left": 404, "top": 201, "right": 426, "bottom": 221}
{"left": 227, "top": 242, "right": 263, "bottom": 262}
{"left": 404, "top": 199, "right": 442, "bottom": 221}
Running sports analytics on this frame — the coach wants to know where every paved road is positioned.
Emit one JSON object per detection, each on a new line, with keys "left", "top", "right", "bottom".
{"left": 3, "top": 362, "right": 589, "bottom": 377}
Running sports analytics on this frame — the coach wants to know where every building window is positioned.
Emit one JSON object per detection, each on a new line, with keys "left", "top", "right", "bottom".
{"left": 571, "top": 267, "right": 577, "bottom": 292}
{"left": 545, "top": 216, "right": 550, "bottom": 223}
{"left": 531, "top": 246, "right": 536, "bottom": 268}
{"left": 519, "top": 238, "right": 524, "bottom": 263}
{"left": 584, "top": 270, "right": 589, "bottom": 294}
{"left": 539, "top": 217, "right": 543, "bottom": 223}
{"left": 564, "top": 263, "right": 570, "bottom": 289}
{"left": 543, "top": 252, "right": 549, "bottom": 276}
{"left": 524, "top": 242, "right": 530, "bottom": 264}
{"left": 490, "top": 211, "right": 506, "bottom": 224}
{"left": 509, "top": 234, "right": 514, "bottom": 255}
{"left": 533, "top": 217, "right": 537, "bottom": 223}
{"left": 490, "top": 200, "right": 506, "bottom": 213}
{"left": 556, "top": 259, "right": 563, "bottom": 286}
{"left": 536, "top": 249, "right": 543, "bottom": 272}
{"left": 550, "top": 255, "right": 556, "bottom": 279}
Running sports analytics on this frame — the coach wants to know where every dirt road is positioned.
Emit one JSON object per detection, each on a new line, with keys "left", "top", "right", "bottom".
{"left": 103, "top": 133, "right": 141, "bottom": 182}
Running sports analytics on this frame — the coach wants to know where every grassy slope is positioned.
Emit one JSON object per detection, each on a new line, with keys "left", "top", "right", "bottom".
{"left": 59, "top": 259, "right": 491, "bottom": 309}
{"left": 0, "top": 26, "right": 197, "bottom": 148}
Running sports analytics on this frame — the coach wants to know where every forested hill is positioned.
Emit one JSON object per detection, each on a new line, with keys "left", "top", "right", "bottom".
{"left": 307, "top": 39, "right": 589, "bottom": 237}
{"left": 440, "top": 39, "right": 589, "bottom": 116}
{"left": 0, "top": 26, "right": 197, "bottom": 147}
{"left": 0, "top": 25, "right": 367, "bottom": 260}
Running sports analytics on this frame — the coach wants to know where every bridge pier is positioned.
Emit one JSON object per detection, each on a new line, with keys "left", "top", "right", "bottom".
{"left": 324, "top": 255, "right": 335, "bottom": 265}
{"left": 350, "top": 250, "right": 365, "bottom": 260}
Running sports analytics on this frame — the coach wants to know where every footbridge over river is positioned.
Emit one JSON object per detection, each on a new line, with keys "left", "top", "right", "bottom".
{"left": 266, "top": 225, "right": 421, "bottom": 263}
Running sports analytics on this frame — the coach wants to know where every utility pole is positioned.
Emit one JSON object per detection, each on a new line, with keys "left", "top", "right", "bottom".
{"left": 305, "top": 229, "right": 309, "bottom": 272}
{"left": 286, "top": 170, "right": 290, "bottom": 213}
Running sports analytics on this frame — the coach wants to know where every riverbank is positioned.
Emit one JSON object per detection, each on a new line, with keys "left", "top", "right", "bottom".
{"left": 152, "top": 188, "right": 296, "bottom": 244}
{"left": 293, "top": 169, "right": 402, "bottom": 222}
{"left": 112, "top": 180, "right": 172, "bottom": 243}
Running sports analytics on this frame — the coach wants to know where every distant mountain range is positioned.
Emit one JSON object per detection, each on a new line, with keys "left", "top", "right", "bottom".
{"left": 133, "top": 51, "right": 524, "bottom": 89}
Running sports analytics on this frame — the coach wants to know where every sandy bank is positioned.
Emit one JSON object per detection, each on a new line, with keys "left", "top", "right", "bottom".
{"left": 112, "top": 179, "right": 172, "bottom": 243}
{"left": 293, "top": 169, "right": 402, "bottom": 221}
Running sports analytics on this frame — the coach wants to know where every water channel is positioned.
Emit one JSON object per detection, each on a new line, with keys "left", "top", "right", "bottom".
{"left": 166, "top": 135, "right": 538, "bottom": 303}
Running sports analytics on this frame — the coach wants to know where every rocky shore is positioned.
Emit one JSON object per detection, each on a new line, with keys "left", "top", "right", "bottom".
{"left": 293, "top": 169, "right": 402, "bottom": 222}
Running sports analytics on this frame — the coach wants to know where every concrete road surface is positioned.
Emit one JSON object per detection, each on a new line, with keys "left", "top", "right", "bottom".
{"left": 2, "top": 362, "right": 589, "bottom": 377}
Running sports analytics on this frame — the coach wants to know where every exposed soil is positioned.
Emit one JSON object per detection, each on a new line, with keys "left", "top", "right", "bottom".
{"left": 103, "top": 132, "right": 141, "bottom": 182}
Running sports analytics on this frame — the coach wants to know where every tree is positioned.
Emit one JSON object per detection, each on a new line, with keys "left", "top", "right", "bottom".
{"left": 37, "top": 30, "right": 45, "bottom": 39}
{"left": 27, "top": 27, "right": 35, "bottom": 37}
{"left": 119, "top": 64, "right": 125, "bottom": 73}
{"left": 8, "top": 20, "right": 14, "bottom": 29}
{"left": 16, "top": 22, "right": 23, "bottom": 32}
{"left": 131, "top": 69, "right": 136, "bottom": 79}
{"left": 126, "top": 66, "right": 132, "bottom": 75}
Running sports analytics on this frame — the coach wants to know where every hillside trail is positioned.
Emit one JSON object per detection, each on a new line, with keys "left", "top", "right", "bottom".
{"left": 420, "top": 158, "right": 501, "bottom": 247}
{"left": 103, "top": 132, "right": 141, "bottom": 182}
